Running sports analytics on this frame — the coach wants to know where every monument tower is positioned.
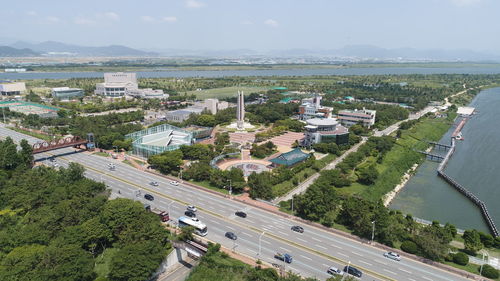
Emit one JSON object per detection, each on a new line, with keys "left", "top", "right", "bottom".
{"left": 236, "top": 91, "right": 245, "bottom": 130}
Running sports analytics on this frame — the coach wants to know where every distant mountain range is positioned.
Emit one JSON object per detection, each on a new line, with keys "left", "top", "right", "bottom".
{"left": 3, "top": 41, "right": 158, "bottom": 57}
{"left": 1, "top": 40, "right": 499, "bottom": 62}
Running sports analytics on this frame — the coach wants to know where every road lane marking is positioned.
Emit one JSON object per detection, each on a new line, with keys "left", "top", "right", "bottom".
{"left": 422, "top": 277, "right": 433, "bottom": 281}
{"left": 241, "top": 232, "right": 253, "bottom": 237}
{"left": 374, "top": 260, "right": 387, "bottom": 265}
{"left": 331, "top": 244, "right": 342, "bottom": 249}
{"left": 359, "top": 260, "right": 372, "bottom": 266}
{"left": 296, "top": 237, "right": 307, "bottom": 243}
{"left": 352, "top": 251, "right": 364, "bottom": 257}
{"left": 398, "top": 268, "right": 411, "bottom": 274}
{"left": 383, "top": 269, "right": 397, "bottom": 275}
{"left": 322, "top": 263, "right": 330, "bottom": 267}
{"left": 279, "top": 247, "right": 291, "bottom": 252}
{"left": 311, "top": 237, "right": 322, "bottom": 242}
{"left": 300, "top": 255, "right": 312, "bottom": 261}
{"left": 337, "top": 253, "right": 348, "bottom": 258}
{"left": 315, "top": 244, "right": 327, "bottom": 250}
{"left": 278, "top": 231, "right": 289, "bottom": 236}
{"left": 262, "top": 240, "right": 271, "bottom": 245}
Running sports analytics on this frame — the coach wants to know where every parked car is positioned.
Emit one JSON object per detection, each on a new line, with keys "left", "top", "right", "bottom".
{"left": 327, "top": 266, "right": 342, "bottom": 276}
{"left": 184, "top": 210, "right": 196, "bottom": 218}
{"left": 187, "top": 205, "right": 197, "bottom": 212}
{"left": 291, "top": 225, "right": 304, "bottom": 233}
{"left": 225, "top": 232, "right": 237, "bottom": 240}
{"left": 235, "top": 211, "right": 247, "bottom": 218}
{"left": 384, "top": 251, "right": 401, "bottom": 261}
{"left": 144, "top": 194, "right": 154, "bottom": 201}
{"left": 150, "top": 181, "right": 159, "bottom": 186}
{"left": 274, "top": 252, "right": 293, "bottom": 263}
{"left": 170, "top": 180, "right": 179, "bottom": 186}
{"left": 343, "top": 265, "right": 362, "bottom": 278}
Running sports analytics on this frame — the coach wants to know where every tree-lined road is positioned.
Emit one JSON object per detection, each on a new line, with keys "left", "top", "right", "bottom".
{"left": 0, "top": 125, "right": 472, "bottom": 281}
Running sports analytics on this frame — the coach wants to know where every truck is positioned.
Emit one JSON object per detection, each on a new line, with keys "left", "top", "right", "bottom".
{"left": 144, "top": 204, "right": 170, "bottom": 222}
{"left": 274, "top": 252, "right": 293, "bottom": 263}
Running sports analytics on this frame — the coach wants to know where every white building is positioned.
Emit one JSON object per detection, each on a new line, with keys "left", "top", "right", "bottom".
{"left": 192, "top": 98, "right": 229, "bottom": 114}
{"left": 302, "top": 118, "right": 349, "bottom": 147}
{"left": 337, "top": 108, "right": 376, "bottom": 128}
{"left": 95, "top": 72, "right": 138, "bottom": 97}
{"left": 0, "top": 81, "right": 26, "bottom": 97}
{"left": 298, "top": 95, "right": 333, "bottom": 120}
{"left": 52, "top": 87, "right": 84, "bottom": 101}
{"left": 128, "top": 88, "right": 169, "bottom": 99}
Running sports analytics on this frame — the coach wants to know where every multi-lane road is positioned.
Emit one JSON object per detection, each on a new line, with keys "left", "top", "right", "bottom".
{"left": 0, "top": 125, "right": 473, "bottom": 281}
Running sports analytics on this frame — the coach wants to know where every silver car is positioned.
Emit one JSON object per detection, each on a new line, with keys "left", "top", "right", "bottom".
{"left": 327, "top": 266, "right": 342, "bottom": 275}
{"left": 384, "top": 251, "right": 401, "bottom": 261}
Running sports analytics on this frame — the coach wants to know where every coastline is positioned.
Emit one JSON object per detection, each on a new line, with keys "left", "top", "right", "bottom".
{"left": 383, "top": 163, "right": 419, "bottom": 207}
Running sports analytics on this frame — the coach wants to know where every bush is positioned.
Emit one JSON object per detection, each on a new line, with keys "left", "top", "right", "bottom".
{"left": 453, "top": 252, "right": 469, "bottom": 266}
{"left": 401, "top": 240, "right": 418, "bottom": 254}
{"left": 480, "top": 264, "right": 499, "bottom": 279}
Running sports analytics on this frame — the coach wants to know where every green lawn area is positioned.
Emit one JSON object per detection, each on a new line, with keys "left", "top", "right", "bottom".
{"left": 443, "top": 261, "right": 500, "bottom": 280}
{"left": 186, "top": 86, "right": 269, "bottom": 99}
{"left": 188, "top": 180, "right": 230, "bottom": 195}
{"left": 93, "top": 152, "right": 110, "bottom": 157}
{"left": 7, "top": 127, "right": 53, "bottom": 141}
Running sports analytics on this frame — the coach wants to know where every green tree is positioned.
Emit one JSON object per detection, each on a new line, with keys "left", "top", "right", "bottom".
{"left": 36, "top": 244, "right": 96, "bottom": 281}
{"left": 0, "top": 244, "right": 46, "bottom": 281}
{"left": 357, "top": 164, "right": 379, "bottom": 185}
{"left": 463, "top": 229, "right": 483, "bottom": 255}
{"left": 248, "top": 172, "right": 273, "bottom": 200}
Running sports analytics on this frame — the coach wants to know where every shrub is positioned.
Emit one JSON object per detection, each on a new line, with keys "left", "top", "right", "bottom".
{"left": 480, "top": 264, "right": 499, "bottom": 279}
{"left": 453, "top": 252, "right": 469, "bottom": 266}
{"left": 401, "top": 240, "right": 418, "bottom": 254}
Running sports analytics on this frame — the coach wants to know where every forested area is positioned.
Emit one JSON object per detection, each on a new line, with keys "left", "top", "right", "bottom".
{"left": 0, "top": 137, "right": 171, "bottom": 281}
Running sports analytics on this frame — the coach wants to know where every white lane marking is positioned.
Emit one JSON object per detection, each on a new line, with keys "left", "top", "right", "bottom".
{"left": 300, "top": 255, "right": 312, "bottom": 261}
{"left": 359, "top": 260, "right": 372, "bottom": 266}
{"left": 262, "top": 240, "right": 271, "bottom": 245}
{"left": 398, "top": 268, "right": 412, "bottom": 274}
{"left": 352, "top": 251, "right": 363, "bottom": 257}
{"left": 337, "top": 253, "right": 348, "bottom": 258}
{"left": 226, "top": 226, "right": 235, "bottom": 230}
{"left": 322, "top": 263, "right": 330, "bottom": 268}
{"left": 279, "top": 246, "right": 291, "bottom": 252}
{"left": 315, "top": 244, "right": 327, "bottom": 250}
{"left": 331, "top": 244, "right": 343, "bottom": 249}
{"left": 422, "top": 277, "right": 433, "bottom": 281}
{"left": 241, "top": 232, "right": 253, "bottom": 238}
{"left": 383, "top": 269, "right": 397, "bottom": 275}
{"left": 311, "top": 237, "right": 321, "bottom": 242}
{"left": 296, "top": 237, "right": 307, "bottom": 243}
{"left": 277, "top": 231, "right": 289, "bottom": 236}
{"left": 374, "top": 260, "right": 387, "bottom": 265}
{"left": 211, "top": 220, "right": 220, "bottom": 225}
{"left": 408, "top": 278, "right": 417, "bottom": 281}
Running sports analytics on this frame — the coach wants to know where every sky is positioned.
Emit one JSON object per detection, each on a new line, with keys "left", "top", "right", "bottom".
{"left": 0, "top": 0, "right": 499, "bottom": 52}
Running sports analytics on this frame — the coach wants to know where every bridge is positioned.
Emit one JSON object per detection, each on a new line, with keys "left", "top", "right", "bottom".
{"left": 416, "top": 150, "right": 445, "bottom": 162}
{"left": 426, "top": 141, "right": 452, "bottom": 150}
{"left": 32, "top": 134, "right": 94, "bottom": 154}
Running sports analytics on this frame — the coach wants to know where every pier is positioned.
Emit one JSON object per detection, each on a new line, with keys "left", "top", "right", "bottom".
{"left": 426, "top": 141, "right": 452, "bottom": 150}
{"left": 416, "top": 150, "right": 445, "bottom": 162}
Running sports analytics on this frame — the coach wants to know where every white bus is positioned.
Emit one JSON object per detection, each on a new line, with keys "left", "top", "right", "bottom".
{"left": 178, "top": 216, "right": 208, "bottom": 236}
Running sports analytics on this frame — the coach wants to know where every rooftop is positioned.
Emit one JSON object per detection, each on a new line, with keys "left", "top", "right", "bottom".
{"left": 269, "top": 148, "right": 310, "bottom": 166}
{"left": 306, "top": 118, "right": 339, "bottom": 127}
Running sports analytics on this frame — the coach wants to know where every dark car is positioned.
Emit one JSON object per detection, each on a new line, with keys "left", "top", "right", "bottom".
{"left": 343, "top": 265, "right": 362, "bottom": 278}
{"left": 274, "top": 252, "right": 293, "bottom": 263}
{"left": 144, "top": 194, "right": 154, "bottom": 201}
{"left": 225, "top": 232, "right": 237, "bottom": 240}
{"left": 184, "top": 210, "right": 196, "bottom": 218}
{"left": 291, "top": 225, "right": 304, "bottom": 233}
{"left": 235, "top": 211, "right": 247, "bottom": 218}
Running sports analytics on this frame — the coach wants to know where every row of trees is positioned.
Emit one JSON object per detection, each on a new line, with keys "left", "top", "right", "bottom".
{"left": 250, "top": 141, "right": 277, "bottom": 158}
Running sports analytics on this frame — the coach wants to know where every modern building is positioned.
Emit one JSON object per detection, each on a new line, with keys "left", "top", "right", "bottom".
{"left": 125, "top": 123, "right": 194, "bottom": 157}
{"left": 302, "top": 118, "right": 349, "bottom": 147}
{"left": 95, "top": 72, "right": 138, "bottom": 97}
{"left": 298, "top": 95, "right": 333, "bottom": 120}
{"left": 0, "top": 81, "right": 26, "bottom": 97}
{"left": 192, "top": 98, "right": 229, "bottom": 114}
{"left": 269, "top": 148, "right": 311, "bottom": 167}
{"left": 183, "top": 125, "right": 214, "bottom": 141}
{"left": 128, "top": 88, "right": 169, "bottom": 99}
{"left": 164, "top": 107, "right": 204, "bottom": 123}
{"left": 52, "top": 87, "right": 84, "bottom": 100}
{"left": 337, "top": 108, "right": 376, "bottom": 128}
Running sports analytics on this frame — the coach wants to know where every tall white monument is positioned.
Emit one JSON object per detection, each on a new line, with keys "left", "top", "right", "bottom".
{"left": 236, "top": 91, "right": 245, "bottom": 130}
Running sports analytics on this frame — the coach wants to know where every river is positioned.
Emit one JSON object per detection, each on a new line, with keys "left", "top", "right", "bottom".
{"left": 2, "top": 66, "right": 500, "bottom": 79}
{"left": 390, "top": 87, "right": 500, "bottom": 232}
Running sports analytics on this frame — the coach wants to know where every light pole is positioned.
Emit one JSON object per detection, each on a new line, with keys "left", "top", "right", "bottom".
{"left": 341, "top": 261, "right": 351, "bottom": 281}
{"left": 371, "top": 221, "right": 376, "bottom": 244}
{"left": 258, "top": 231, "right": 265, "bottom": 256}
{"left": 228, "top": 179, "right": 232, "bottom": 198}
{"left": 179, "top": 167, "right": 183, "bottom": 183}
{"left": 291, "top": 196, "right": 294, "bottom": 213}
{"left": 168, "top": 201, "right": 175, "bottom": 218}
{"left": 479, "top": 249, "right": 489, "bottom": 276}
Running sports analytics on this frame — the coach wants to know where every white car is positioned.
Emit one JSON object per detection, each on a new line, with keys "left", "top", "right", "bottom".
{"left": 150, "top": 181, "right": 159, "bottom": 186}
{"left": 384, "top": 251, "right": 401, "bottom": 261}
{"left": 187, "top": 205, "right": 197, "bottom": 212}
{"left": 170, "top": 180, "right": 179, "bottom": 186}
{"left": 327, "top": 266, "right": 342, "bottom": 275}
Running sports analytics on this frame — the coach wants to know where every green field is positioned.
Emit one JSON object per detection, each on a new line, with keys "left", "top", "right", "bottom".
{"left": 186, "top": 86, "right": 269, "bottom": 99}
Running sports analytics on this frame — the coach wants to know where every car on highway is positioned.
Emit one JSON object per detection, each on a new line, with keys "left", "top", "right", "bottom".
{"left": 291, "top": 225, "right": 304, "bottom": 233}
{"left": 235, "top": 211, "right": 247, "bottom": 218}
{"left": 327, "top": 266, "right": 342, "bottom": 276}
{"left": 343, "top": 265, "right": 362, "bottom": 278}
{"left": 49, "top": 157, "right": 55, "bottom": 162}
{"left": 150, "top": 181, "right": 159, "bottom": 186}
{"left": 184, "top": 210, "right": 196, "bottom": 218}
{"left": 170, "top": 180, "right": 179, "bottom": 186}
{"left": 384, "top": 251, "right": 401, "bottom": 261}
{"left": 225, "top": 231, "right": 237, "bottom": 240}
{"left": 274, "top": 252, "right": 293, "bottom": 263}
{"left": 53, "top": 162, "right": 60, "bottom": 167}
{"left": 187, "top": 205, "right": 197, "bottom": 212}
{"left": 144, "top": 194, "right": 154, "bottom": 201}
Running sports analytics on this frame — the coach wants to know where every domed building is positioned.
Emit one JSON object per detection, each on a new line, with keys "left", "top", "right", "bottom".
{"left": 302, "top": 118, "right": 349, "bottom": 147}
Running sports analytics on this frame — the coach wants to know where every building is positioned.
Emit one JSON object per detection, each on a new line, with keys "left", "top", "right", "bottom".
{"left": 298, "top": 95, "right": 333, "bottom": 120}
{"left": 0, "top": 81, "right": 26, "bottom": 97}
{"left": 192, "top": 98, "right": 229, "bottom": 114}
{"left": 125, "top": 123, "right": 194, "bottom": 158}
{"left": 269, "top": 148, "right": 311, "bottom": 167}
{"left": 183, "top": 125, "right": 214, "bottom": 141}
{"left": 164, "top": 107, "right": 204, "bottom": 123}
{"left": 52, "top": 87, "right": 84, "bottom": 100}
{"left": 95, "top": 72, "right": 138, "bottom": 97}
{"left": 457, "top": 106, "right": 475, "bottom": 116}
{"left": 128, "top": 88, "right": 169, "bottom": 99}
{"left": 302, "top": 118, "right": 349, "bottom": 147}
{"left": 337, "top": 108, "right": 376, "bottom": 127}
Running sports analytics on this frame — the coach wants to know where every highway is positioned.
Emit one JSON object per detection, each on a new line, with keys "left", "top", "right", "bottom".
{"left": 0, "top": 125, "right": 472, "bottom": 281}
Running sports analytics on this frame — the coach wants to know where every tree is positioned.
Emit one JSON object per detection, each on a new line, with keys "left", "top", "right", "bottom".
{"left": 19, "top": 139, "right": 34, "bottom": 167}
{"left": 401, "top": 240, "right": 418, "bottom": 254}
{"left": 357, "top": 164, "right": 379, "bottom": 185}
{"left": 463, "top": 229, "right": 483, "bottom": 255}
{"left": 480, "top": 264, "right": 499, "bottom": 279}
{"left": 148, "top": 150, "right": 183, "bottom": 175}
{"left": 36, "top": 244, "right": 96, "bottom": 281}
{"left": 453, "top": 252, "right": 469, "bottom": 266}
{"left": 248, "top": 172, "right": 273, "bottom": 200}
{"left": 0, "top": 244, "right": 46, "bottom": 281}
{"left": 195, "top": 114, "right": 216, "bottom": 127}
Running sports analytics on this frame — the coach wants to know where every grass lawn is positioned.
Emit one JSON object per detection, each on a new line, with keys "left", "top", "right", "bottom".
{"left": 186, "top": 86, "right": 269, "bottom": 99}
{"left": 188, "top": 180, "right": 230, "bottom": 195}
{"left": 443, "top": 261, "right": 500, "bottom": 280}
{"left": 93, "top": 152, "right": 110, "bottom": 157}
{"left": 7, "top": 127, "right": 53, "bottom": 141}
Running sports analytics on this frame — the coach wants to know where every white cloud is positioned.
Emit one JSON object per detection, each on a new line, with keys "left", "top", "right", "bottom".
{"left": 264, "top": 19, "right": 278, "bottom": 27}
{"left": 449, "top": 0, "right": 481, "bottom": 6}
{"left": 162, "top": 16, "right": 178, "bottom": 23}
{"left": 74, "top": 17, "right": 96, "bottom": 25}
{"left": 141, "top": 16, "right": 156, "bottom": 22}
{"left": 101, "top": 11, "right": 120, "bottom": 21}
{"left": 26, "top": 11, "right": 37, "bottom": 16}
{"left": 241, "top": 20, "right": 253, "bottom": 25}
{"left": 186, "top": 0, "right": 205, "bottom": 8}
{"left": 46, "top": 16, "right": 61, "bottom": 23}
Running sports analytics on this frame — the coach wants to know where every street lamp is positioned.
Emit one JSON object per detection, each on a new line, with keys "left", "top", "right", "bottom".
{"left": 291, "top": 196, "right": 294, "bottom": 213}
{"left": 168, "top": 201, "right": 175, "bottom": 219}
{"left": 258, "top": 231, "right": 265, "bottom": 256}
{"left": 179, "top": 167, "right": 183, "bottom": 183}
{"left": 341, "top": 261, "right": 351, "bottom": 281}
{"left": 479, "top": 249, "right": 489, "bottom": 276}
{"left": 227, "top": 179, "right": 232, "bottom": 198}
{"left": 371, "top": 221, "right": 376, "bottom": 244}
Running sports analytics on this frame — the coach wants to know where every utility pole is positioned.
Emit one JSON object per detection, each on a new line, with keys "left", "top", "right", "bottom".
{"left": 258, "top": 231, "right": 265, "bottom": 256}
{"left": 371, "top": 221, "right": 376, "bottom": 244}
{"left": 341, "top": 261, "right": 351, "bottom": 281}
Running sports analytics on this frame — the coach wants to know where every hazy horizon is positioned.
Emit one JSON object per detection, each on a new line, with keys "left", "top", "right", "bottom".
{"left": 1, "top": 0, "right": 499, "bottom": 53}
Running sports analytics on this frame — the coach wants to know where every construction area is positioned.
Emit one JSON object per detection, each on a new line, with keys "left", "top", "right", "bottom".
{"left": 0, "top": 101, "right": 59, "bottom": 118}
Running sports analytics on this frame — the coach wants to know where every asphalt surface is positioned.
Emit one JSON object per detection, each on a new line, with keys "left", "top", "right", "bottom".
{"left": 0, "top": 125, "right": 472, "bottom": 281}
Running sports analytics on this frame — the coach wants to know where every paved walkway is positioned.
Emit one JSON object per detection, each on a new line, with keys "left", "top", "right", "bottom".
{"left": 158, "top": 257, "right": 199, "bottom": 281}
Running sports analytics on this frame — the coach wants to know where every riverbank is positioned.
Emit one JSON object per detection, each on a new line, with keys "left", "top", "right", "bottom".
{"left": 383, "top": 163, "right": 418, "bottom": 206}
